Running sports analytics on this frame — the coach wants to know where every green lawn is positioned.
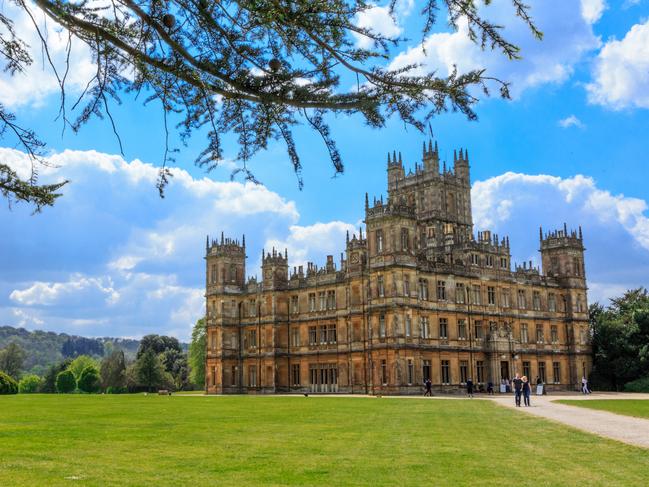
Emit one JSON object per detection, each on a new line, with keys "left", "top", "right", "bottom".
{"left": 1, "top": 395, "right": 648, "bottom": 486}
{"left": 556, "top": 399, "right": 649, "bottom": 420}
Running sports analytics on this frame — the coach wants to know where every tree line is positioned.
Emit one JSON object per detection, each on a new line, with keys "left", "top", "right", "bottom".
{"left": 0, "top": 319, "right": 205, "bottom": 395}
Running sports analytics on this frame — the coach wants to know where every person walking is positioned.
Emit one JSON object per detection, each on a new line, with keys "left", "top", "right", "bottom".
{"left": 522, "top": 376, "right": 531, "bottom": 407}
{"left": 424, "top": 378, "right": 432, "bottom": 397}
{"left": 581, "top": 376, "right": 591, "bottom": 394}
{"left": 487, "top": 381, "right": 494, "bottom": 395}
{"left": 466, "top": 378, "right": 474, "bottom": 398}
{"left": 512, "top": 373, "right": 523, "bottom": 407}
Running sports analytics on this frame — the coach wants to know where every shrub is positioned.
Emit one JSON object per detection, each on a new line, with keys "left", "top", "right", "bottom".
{"left": 105, "top": 386, "right": 126, "bottom": 394}
{"left": 56, "top": 370, "right": 76, "bottom": 393}
{"left": 0, "top": 371, "right": 18, "bottom": 394}
{"left": 77, "top": 366, "right": 100, "bottom": 393}
{"left": 18, "top": 374, "right": 43, "bottom": 394}
{"left": 624, "top": 376, "right": 649, "bottom": 393}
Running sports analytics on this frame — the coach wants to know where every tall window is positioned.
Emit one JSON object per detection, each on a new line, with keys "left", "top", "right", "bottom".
{"left": 551, "top": 325, "right": 558, "bottom": 343}
{"left": 248, "top": 329, "right": 257, "bottom": 349}
{"left": 517, "top": 290, "right": 527, "bottom": 309}
{"left": 318, "top": 291, "right": 326, "bottom": 311}
{"left": 573, "top": 257, "right": 581, "bottom": 276}
{"left": 326, "top": 290, "right": 336, "bottom": 310}
{"left": 523, "top": 361, "right": 531, "bottom": 379}
{"left": 401, "top": 228, "right": 409, "bottom": 251}
{"left": 211, "top": 264, "right": 217, "bottom": 284}
{"left": 292, "top": 364, "right": 301, "bottom": 386}
{"left": 229, "top": 264, "right": 236, "bottom": 282}
{"left": 439, "top": 318, "right": 448, "bottom": 339}
{"left": 502, "top": 289, "right": 511, "bottom": 308}
{"left": 210, "top": 331, "right": 216, "bottom": 350}
{"left": 456, "top": 283, "right": 466, "bottom": 304}
{"left": 533, "top": 291, "right": 541, "bottom": 311}
{"left": 231, "top": 365, "right": 237, "bottom": 386}
{"left": 249, "top": 365, "right": 257, "bottom": 387}
{"left": 381, "top": 360, "right": 388, "bottom": 385}
{"left": 420, "top": 316, "right": 430, "bottom": 339}
{"left": 552, "top": 362, "right": 561, "bottom": 384}
{"left": 500, "top": 257, "right": 508, "bottom": 269}
{"left": 327, "top": 324, "right": 337, "bottom": 344}
{"left": 377, "top": 275, "right": 385, "bottom": 297}
{"left": 458, "top": 320, "right": 467, "bottom": 340}
{"left": 404, "top": 278, "right": 410, "bottom": 296}
{"left": 460, "top": 360, "right": 468, "bottom": 384}
{"left": 290, "top": 327, "right": 300, "bottom": 347}
{"left": 485, "top": 255, "right": 494, "bottom": 267}
{"left": 379, "top": 314, "right": 386, "bottom": 338}
{"left": 441, "top": 360, "right": 450, "bottom": 384}
{"left": 476, "top": 361, "right": 485, "bottom": 383}
{"left": 308, "top": 293, "right": 316, "bottom": 312}
{"left": 472, "top": 285, "right": 481, "bottom": 305}
{"left": 418, "top": 279, "right": 429, "bottom": 300}
{"left": 291, "top": 295, "right": 299, "bottom": 314}
{"left": 487, "top": 286, "right": 496, "bottom": 305}
{"left": 376, "top": 229, "right": 384, "bottom": 253}
{"left": 308, "top": 326, "right": 317, "bottom": 345}
{"left": 405, "top": 315, "right": 412, "bottom": 337}
{"left": 536, "top": 324, "right": 544, "bottom": 343}
{"left": 470, "top": 253, "right": 479, "bottom": 266}
{"left": 538, "top": 362, "right": 546, "bottom": 383}
{"left": 407, "top": 359, "right": 414, "bottom": 385}
{"left": 474, "top": 321, "right": 484, "bottom": 340}
{"left": 423, "top": 360, "right": 431, "bottom": 381}
{"left": 521, "top": 323, "right": 529, "bottom": 343}
{"left": 437, "top": 280, "right": 446, "bottom": 300}
{"left": 548, "top": 293, "right": 556, "bottom": 312}
{"left": 319, "top": 325, "right": 327, "bottom": 344}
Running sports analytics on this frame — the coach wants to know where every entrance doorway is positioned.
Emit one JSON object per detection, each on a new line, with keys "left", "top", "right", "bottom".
{"left": 500, "top": 361, "right": 510, "bottom": 381}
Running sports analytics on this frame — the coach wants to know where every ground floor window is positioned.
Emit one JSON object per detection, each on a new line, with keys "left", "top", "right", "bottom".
{"left": 309, "top": 363, "right": 338, "bottom": 392}
{"left": 407, "top": 359, "right": 414, "bottom": 385}
{"left": 523, "top": 361, "right": 531, "bottom": 379}
{"left": 476, "top": 361, "right": 484, "bottom": 383}
{"left": 381, "top": 359, "right": 387, "bottom": 385}
{"left": 292, "top": 364, "right": 301, "bottom": 386}
{"left": 249, "top": 365, "right": 257, "bottom": 387}
{"left": 212, "top": 366, "right": 217, "bottom": 387}
{"left": 552, "top": 362, "right": 561, "bottom": 384}
{"left": 460, "top": 360, "right": 468, "bottom": 384}
{"left": 538, "top": 362, "right": 546, "bottom": 383}
{"left": 231, "top": 365, "right": 237, "bottom": 386}
{"left": 423, "top": 360, "right": 431, "bottom": 382}
{"left": 441, "top": 360, "right": 450, "bottom": 385}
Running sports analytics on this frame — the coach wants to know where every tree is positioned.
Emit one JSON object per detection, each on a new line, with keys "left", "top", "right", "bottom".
{"left": 135, "top": 349, "right": 166, "bottom": 392}
{"left": 68, "top": 355, "right": 99, "bottom": 381}
{"left": 0, "top": 371, "right": 18, "bottom": 394}
{"left": 77, "top": 365, "right": 101, "bottom": 393}
{"left": 18, "top": 374, "right": 43, "bottom": 393}
{"left": 0, "top": 342, "right": 26, "bottom": 379}
{"left": 590, "top": 288, "right": 649, "bottom": 390}
{"left": 41, "top": 358, "right": 72, "bottom": 393}
{"left": 188, "top": 318, "right": 206, "bottom": 389}
{"left": 100, "top": 350, "right": 127, "bottom": 391}
{"left": 61, "top": 336, "right": 104, "bottom": 358}
{"left": 55, "top": 369, "right": 76, "bottom": 393}
{"left": 0, "top": 1, "right": 540, "bottom": 208}
{"left": 136, "top": 334, "right": 182, "bottom": 359}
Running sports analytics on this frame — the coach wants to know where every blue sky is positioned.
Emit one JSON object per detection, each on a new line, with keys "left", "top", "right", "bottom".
{"left": 2, "top": 0, "right": 649, "bottom": 340}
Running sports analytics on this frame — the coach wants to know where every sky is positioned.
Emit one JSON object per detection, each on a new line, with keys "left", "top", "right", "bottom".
{"left": 1, "top": 0, "right": 649, "bottom": 340}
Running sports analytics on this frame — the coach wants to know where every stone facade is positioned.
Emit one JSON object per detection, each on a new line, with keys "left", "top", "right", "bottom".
{"left": 205, "top": 141, "right": 591, "bottom": 394}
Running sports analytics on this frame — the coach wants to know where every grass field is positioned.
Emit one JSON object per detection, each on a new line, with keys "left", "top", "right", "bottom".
{"left": 1, "top": 395, "right": 649, "bottom": 486}
{"left": 556, "top": 399, "right": 649, "bottom": 420}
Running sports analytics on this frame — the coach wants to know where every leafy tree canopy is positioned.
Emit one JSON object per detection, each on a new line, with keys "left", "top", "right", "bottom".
{"left": 68, "top": 355, "right": 99, "bottom": 380}
{"left": 137, "top": 334, "right": 182, "bottom": 358}
{"left": 18, "top": 374, "right": 43, "bottom": 393}
{"left": 135, "top": 348, "right": 167, "bottom": 391}
{"left": 100, "top": 350, "right": 127, "bottom": 390}
{"left": 77, "top": 365, "right": 101, "bottom": 393}
{"left": 188, "top": 318, "right": 206, "bottom": 388}
{"left": 0, "top": 371, "right": 19, "bottom": 394}
{"left": 55, "top": 369, "right": 77, "bottom": 393}
{"left": 0, "top": 0, "right": 541, "bottom": 209}
{"left": 0, "top": 341, "right": 26, "bottom": 379}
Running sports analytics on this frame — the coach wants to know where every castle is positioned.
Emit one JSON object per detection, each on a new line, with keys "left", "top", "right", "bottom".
{"left": 204, "top": 141, "right": 591, "bottom": 394}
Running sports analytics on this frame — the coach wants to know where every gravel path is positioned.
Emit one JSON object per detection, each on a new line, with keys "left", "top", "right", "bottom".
{"left": 489, "top": 392, "right": 649, "bottom": 449}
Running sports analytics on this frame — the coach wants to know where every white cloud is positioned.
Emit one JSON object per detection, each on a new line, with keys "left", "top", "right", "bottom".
{"left": 10, "top": 274, "right": 119, "bottom": 307}
{"left": 472, "top": 172, "right": 649, "bottom": 303}
{"left": 0, "top": 1, "right": 95, "bottom": 108}
{"left": 558, "top": 115, "right": 585, "bottom": 129}
{"left": 353, "top": 0, "right": 414, "bottom": 48}
{"left": 586, "top": 19, "right": 649, "bottom": 109}
{"left": 580, "top": 0, "right": 607, "bottom": 24}
{"left": 388, "top": 1, "right": 600, "bottom": 98}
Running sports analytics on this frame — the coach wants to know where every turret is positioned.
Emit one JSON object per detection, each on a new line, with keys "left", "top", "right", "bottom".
{"left": 540, "top": 225, "right": 586, "bottom": 282}
{"left": 422, "top": 139, "right": 439, "bottom": 173}
{"left": 454, "top": 147, "right": 470, "bottom": 185}
{"left": 262, "top": 247, "right": 289, "bottom": 290}
{"left": 387, "top": 150, "right": 405, "bottom": 190}
{"left": 205, "top": 233, "right": 246, "bottom": 291}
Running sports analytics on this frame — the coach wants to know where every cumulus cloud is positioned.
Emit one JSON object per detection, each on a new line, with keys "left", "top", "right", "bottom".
{"left": 353, "top": 0, "right": 414, "bottom": 48}
{"left": 586, "top": 19, "right": 649, "bottom": 110}
{"left": 388, "top": 1, "right": 600, "bottom": 98}
{"left": 580, "top": 0, "right": 606, "bottom": 24}
{"left": 472, "top": 172, "right": 649, "bottom": 303}
{"left": 0, "top": 147, "right": 337, "bottom": 339}
{"left": 0, "top": 1, "right": 95, "bottom": 108}
{"left": 558, "top": 115, "right": 585, "bottom": 129}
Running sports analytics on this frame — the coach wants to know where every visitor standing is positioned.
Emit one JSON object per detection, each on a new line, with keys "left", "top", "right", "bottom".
{"left": 522, "top": 376, "right": 531, "bottom": 406}
{"left": 512, "top": 373, "right": 523, "bottom": 407}
{"left": 424, "top": 378, "right": 432, "bottom": 397}
{"left": 466, "top": 378, "right": 474, "bottom": 398}
{"left": 487, "top": 381, "right": 494, "bottom": 395}
{"left": 581, "top": 376, "right": 591, "bottom": 394}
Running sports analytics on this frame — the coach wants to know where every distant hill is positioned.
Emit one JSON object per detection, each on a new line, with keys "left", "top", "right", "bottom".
{"left": 0, "top": 326, "right": 141, "bottom": 376}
